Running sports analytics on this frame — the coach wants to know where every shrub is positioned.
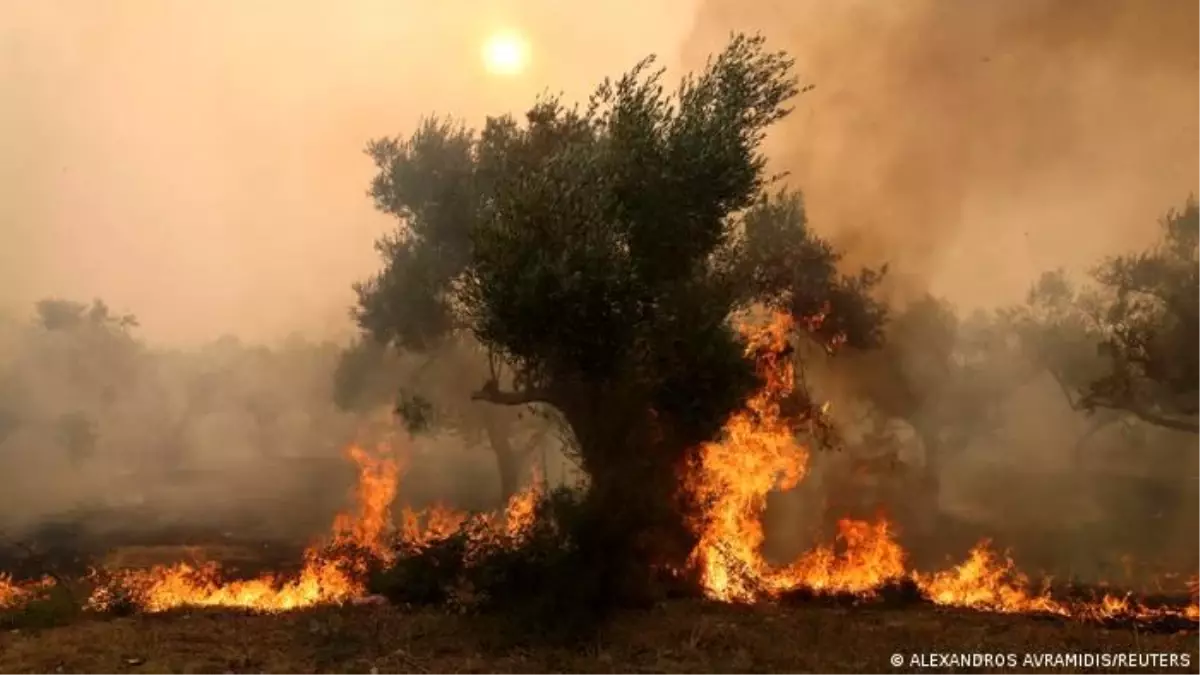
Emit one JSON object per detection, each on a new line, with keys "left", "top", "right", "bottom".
{"left": 371, "top": 486, "right": 659, "bottom": 641}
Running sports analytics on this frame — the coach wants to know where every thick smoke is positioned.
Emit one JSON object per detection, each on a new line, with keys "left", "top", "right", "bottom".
{"left": 682, "top": 0, "right": 1197, "bottom": 306}
{"left": 683, "top": 0, "right": 1198, "bottom": 585}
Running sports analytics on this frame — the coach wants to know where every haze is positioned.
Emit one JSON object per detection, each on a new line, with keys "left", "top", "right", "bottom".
{"left": 1, "top": 0, "right": 700, "bottom": 344}
{"left": 684, "top": 0, "right": 1198, "bottom": 307}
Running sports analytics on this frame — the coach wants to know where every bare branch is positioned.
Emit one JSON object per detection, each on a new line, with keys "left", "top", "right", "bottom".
{"left": 471, "top": 380, "right": 555, "bottom": 407}
{"left": 1128, "top": 408, "right": 1199, "bottom": 434}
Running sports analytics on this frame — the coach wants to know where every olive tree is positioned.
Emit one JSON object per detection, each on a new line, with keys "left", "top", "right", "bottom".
{"left": 354, "top": 34, "right": 884, "bottom": 600}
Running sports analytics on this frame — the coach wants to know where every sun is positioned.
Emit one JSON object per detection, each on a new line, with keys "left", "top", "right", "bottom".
{"left": 481, "top": 31, "right": 530, "bottom": 76}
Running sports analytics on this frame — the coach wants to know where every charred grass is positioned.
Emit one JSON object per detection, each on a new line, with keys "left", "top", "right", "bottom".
{"left": 0, "top": 600, "right": 1196, "bottom": 674}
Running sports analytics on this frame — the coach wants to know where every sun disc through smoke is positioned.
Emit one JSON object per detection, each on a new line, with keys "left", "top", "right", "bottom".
{"left": 482, "top": 31, "right": 530, "bottom": 76}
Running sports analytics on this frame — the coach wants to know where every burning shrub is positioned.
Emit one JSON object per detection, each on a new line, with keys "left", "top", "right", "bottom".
{"left": 370, "top": 530, "right": 472, "bottom": 607}
{"left": 0, "top": 579, "right": 80, "bottom": 631}
{"left": 368, "top": 486, "right": 632, "bottom": 639}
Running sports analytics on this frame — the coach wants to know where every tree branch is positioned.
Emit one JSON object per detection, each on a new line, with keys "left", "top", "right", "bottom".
{"left": 471, "top": 380, "right": 555, "bottom": 406}
{"left": 1128, "top": 408, "right": 1199, "bottom": 434}
{"left": 1086, "top": 395, "right": 1199, "bottom": 434}
{"left": 1048, "top": 369, "right": 1084, "bottom": 411}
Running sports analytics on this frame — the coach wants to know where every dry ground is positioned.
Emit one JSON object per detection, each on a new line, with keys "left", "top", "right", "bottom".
{"left": 0, "top": 600, "right": 1196, "bottom": 674}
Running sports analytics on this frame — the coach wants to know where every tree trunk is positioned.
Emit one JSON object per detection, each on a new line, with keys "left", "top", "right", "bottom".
{"left": 481, "top": 406, "right": 523, "bottom": 505}
{"left": 471, "top": 380, "right": 703, "bottom": 604}
{"left": 909, "top": 425, "right": 944, "bottom": 569}
{"left": 559, "top": 390, "right": 701, "bottom": 606}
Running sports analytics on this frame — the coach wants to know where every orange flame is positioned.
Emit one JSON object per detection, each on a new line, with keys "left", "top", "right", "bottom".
{"left": 686, "top": 309, "right": 1197, "bottom": 627}
{"left": 0, "top": 573, "right": 30, "bottom": 608}
{"left": 89, "top": 443, "right": 400, "bottom": 612}
{"left": 913, "top": 542, "right": 1067, "bottom": 615}
{"left": 86, "top": 441, "right": 547, "bottom": 614}
{"left": 688, "top": 311, "right": 808, "bottom": 602}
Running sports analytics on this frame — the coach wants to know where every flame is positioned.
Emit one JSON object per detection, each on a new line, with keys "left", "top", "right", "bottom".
{"left": 0, "top": 573, "right": 29, "bottom": 608}
{"left": 688, "top": 311, "right": 808, "bottom": 602}
{"left": 685, "top": 309, "right": 1197, "bottom": 628}
{"left": 781, "top": 518, "right": 906, "bottom": 595}
{"left": 913, "top": 542, "right": 1067, "bottom": 615}
{"left": 89, "top": 443, "right": 399, "bottom": 612}
{"left": 0, "top": 573, "right": 56, "bottom": 610}
{"left": 85, "top": 441, "right": 548, "bottom": 614}
{"left": 331, "top": 444, "right": 399, "bottom": 562}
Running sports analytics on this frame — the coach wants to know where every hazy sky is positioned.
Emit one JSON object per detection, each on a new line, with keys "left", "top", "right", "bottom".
{"left": 1, "top": 0, "right": 700, "bottom": 344}
{"left": 2, "top": 0, "right": 1196, "bottom": 345}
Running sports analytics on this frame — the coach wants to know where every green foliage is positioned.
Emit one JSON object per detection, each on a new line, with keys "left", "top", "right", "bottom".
{"left": 331, "top": 337, "right": 397, "bottom": 413}
{"left": 736, "top": 191, "right": 887, "bottom": 350}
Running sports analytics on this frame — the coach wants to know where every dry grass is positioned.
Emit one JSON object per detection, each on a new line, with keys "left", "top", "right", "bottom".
{"left": 0, "top": 600, "right": 1195, "bottom": 674}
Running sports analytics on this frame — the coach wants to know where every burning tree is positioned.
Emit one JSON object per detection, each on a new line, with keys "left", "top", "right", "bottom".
{"left": 353, "top": 34, "right": 884, "bottom": 604}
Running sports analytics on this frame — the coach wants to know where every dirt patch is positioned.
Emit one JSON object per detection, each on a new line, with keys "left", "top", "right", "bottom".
{"left": 0, "top": 601, "right": 1195, "bottom": 673}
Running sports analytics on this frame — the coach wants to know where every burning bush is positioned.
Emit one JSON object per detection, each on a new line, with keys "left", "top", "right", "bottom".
{"left": 371, "top": 486, "right": 612, "bottom": 635}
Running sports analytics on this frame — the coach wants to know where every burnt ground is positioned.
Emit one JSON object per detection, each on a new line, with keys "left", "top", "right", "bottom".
{"left": 0, "top": 600, "right": 1197, "bottom": 674}
{"left": 1, "top": 534, "right": 1196, "bottom": 673}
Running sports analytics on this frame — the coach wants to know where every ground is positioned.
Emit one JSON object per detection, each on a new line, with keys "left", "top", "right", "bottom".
{"left": 1, "top": 601, "right": 1195, "bottom": 674}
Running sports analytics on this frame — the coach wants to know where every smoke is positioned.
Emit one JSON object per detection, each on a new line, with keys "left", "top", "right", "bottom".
{"left": 683, "top": 0, "right": 1199, "bottom": 585}
{"left": 682, "top": 0, "right": 1197, "bottom": 307}
{"left": 0, "top": 0, "right": 700, "bottom": 346}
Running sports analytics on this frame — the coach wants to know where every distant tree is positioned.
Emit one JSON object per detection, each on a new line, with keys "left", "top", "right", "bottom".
{"left": 1087, "top": 199, "right": 1198, "bottom": 433}
{"left": 1008, "top": 199, "right": 1198, "bottom": 435}
{"left": 1001, "top": 207, "right": 1198, "bottom": 562}
{"left": 1000, "top": 269, "right": 1132, "bottom": 461}
{"left": 832, "top": 296, "right": 1026, "bottom": 535}
{"left": 0, "top": 298, "right": 142, "bottom": 464}
{"left": 35, "top": 298, "right": 137, "bottom": 333}
{"left": 354, "top": 34, "right": 885, "bottom": 599}
{"left": 333, "top": 335, "right": 550, "bottom": 503}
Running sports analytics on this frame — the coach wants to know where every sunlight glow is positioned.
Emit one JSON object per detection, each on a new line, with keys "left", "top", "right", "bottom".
{"left": 481, "top": 31, "right": 530, "bottom": 76}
